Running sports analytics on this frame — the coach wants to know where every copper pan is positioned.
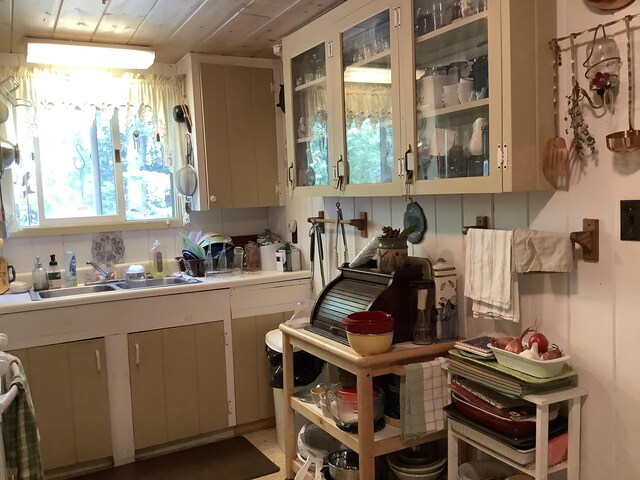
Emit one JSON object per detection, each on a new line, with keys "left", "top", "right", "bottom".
{"left": 606, "top": 17, "right": 640, "bottom": 152}
{"left": 585, "top": 0, "right": 636, "bottom": 11}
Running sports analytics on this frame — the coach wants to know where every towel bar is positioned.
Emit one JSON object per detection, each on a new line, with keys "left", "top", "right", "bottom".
{"left": 462, "top": 216, "right": 489, "bottom": 235}
{"left": 570, "top": 218, "right": 599, "bottom": 263}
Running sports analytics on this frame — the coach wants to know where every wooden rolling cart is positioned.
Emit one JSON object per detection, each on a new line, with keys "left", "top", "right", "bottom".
{"left": 280, "top": 323, "right": 456, "bottom": 479}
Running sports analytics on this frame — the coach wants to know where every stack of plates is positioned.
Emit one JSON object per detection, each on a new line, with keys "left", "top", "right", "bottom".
{"left": 387, "top": 451, "right": 446, "bottom": 480}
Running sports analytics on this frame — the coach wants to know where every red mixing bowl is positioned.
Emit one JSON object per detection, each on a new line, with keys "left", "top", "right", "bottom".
{"left": 342, "top": 311, "right": 394, "bottom": 334}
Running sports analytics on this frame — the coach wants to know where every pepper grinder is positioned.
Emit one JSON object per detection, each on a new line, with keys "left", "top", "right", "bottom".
{"left": 412, "top": 281, "right": 436, "bottom": 344}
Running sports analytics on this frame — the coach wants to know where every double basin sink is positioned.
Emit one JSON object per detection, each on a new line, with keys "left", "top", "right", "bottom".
{"left": 29, "top": 277, "right": 202, "bottom": 301}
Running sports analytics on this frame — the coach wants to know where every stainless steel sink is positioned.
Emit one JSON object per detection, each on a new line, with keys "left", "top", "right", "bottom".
{"left": 29, "top": 276, "right": 202, "bottom": 300}
{"left": 115, "top": 277, "right": 202, "bottom": 289}
{"left": 29, "top": 284, "right": 120, "bottom": 300}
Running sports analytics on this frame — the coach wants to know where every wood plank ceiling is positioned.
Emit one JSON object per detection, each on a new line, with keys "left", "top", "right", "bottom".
{"left": 0, "top": 0, "right": 346, "bottom": 64}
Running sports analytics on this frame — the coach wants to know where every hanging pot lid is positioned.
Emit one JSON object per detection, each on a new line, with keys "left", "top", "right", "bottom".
{"left": 403, "top": 201, "right": 426, "bottom": 244}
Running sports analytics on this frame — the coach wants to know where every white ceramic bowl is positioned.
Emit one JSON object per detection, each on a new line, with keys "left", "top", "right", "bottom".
{"left": 458, "top": 460, "right": 516, "bottom": 480}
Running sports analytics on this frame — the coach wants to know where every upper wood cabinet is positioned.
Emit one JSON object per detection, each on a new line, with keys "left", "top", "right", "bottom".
{"left": 282, "top": 0, "right": 555, "bottom": 197}
{"left": 177, "top": 54, "right": 283, "bottom": 210}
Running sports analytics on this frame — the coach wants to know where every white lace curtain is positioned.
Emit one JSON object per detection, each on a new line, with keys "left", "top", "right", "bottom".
{"left": 0, "top": 66, "right": 185, "bottom": 164}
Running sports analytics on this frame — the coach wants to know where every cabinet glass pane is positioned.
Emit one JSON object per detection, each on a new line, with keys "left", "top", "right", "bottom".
{"left": 342, "top": 11, "right": 393, "bottom": 185}
{"left": 292, "top": 44, "right": 329, "bottom": 187}
{"left": 414, "top": 1, "right": 489, "bottom": 180}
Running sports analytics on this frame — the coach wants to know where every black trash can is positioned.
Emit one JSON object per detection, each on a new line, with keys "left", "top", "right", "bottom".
{"left": 265, "top": 329, "right": 326, "bottom": 451}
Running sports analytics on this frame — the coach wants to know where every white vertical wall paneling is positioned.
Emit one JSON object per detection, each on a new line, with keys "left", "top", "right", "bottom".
{"left": 370, "top": 197, "right": 392, "bottom": 240}
{"left": 353, "top": 197, "right": 373, "bottom": 263}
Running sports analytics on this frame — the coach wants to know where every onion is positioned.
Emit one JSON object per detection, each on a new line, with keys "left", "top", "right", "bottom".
{"left": 491, "top": 336, "right": 515, "bottom": 349}
{"left": 504, "top": 327, "right": 534, "bottom": 354}
{"left": 541, "top": 344, "right": 563, "bottom": 360}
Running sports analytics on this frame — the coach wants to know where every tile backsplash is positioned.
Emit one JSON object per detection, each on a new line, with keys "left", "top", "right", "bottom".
{"left": 1, "top": 207, "right": 284, "bottom": 275}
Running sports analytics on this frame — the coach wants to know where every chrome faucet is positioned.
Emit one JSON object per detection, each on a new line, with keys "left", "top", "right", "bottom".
{"left": 86, "top": 261, "right": 112, "bottom": 280}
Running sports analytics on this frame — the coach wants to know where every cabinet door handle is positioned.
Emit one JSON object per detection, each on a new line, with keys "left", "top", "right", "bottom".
{"left": 496, "top": 144, "right": 503, "bottom": 170}
{"left": 502, "top": 144, "right": 508, "bottom": 169}
{"left": 95, "top": 350, "right": 102, "bottom": 373}
{"left": 328, "top": 41, "right": 333, "bottom": 59}
{"left": 403, "top": 144, "right": 413, "bottom": 184}
{"left": 397, "top": 6, "right": 401, "bottom": 28}
{"left": 135, "top": 343, "right": 140, "bottom": 366}
{"left": 288, "top": 164, "right": 294, "bottom": 186}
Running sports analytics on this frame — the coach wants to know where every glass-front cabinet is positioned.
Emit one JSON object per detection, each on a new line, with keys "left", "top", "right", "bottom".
{"left": 405, "top": 0, "right": 555, "bottom": 194}
{"left": 283, "top": 0, "right": 405, "bottom": 197}
{"left": 334, "top": 2, "right": 404, "bottom": 196}
{"left": 283, "top": 0, "right": 555, "bottom": 197}
{"left": 290, "top": 43, "right": 332, "bottom": 191}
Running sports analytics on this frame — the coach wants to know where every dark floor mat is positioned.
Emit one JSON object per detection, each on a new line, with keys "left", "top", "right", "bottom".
{"left": 70, "top": 436, "right": 280, "bottom": 480}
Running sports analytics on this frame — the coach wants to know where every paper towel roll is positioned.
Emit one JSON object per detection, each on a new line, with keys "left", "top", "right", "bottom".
{"left": 259, "top": 243, "right": 283, "bottom": 270}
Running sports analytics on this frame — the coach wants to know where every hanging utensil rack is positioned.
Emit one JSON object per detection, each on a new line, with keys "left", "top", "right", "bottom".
{"left": 551, "top": 13, "right": 639, "bottom": 49}
{"left": 307, "top": 211, "right": 368, "bottom": 238}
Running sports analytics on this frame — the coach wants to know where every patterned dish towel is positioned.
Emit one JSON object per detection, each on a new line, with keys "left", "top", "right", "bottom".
{"left": 2, "top": 357, "right": 44, "bottom": 480}
{"left": 400, "top": 357, "right": 448, "bottom": 444}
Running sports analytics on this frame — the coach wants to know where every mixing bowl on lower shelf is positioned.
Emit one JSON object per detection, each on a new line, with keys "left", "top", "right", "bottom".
{"left": 458, "top": 460, "right": 516, "bottom": 480}
{"left": 346, "top": 331, "right": 393, "bottom": 355}
{"left": 326, "top": 387, "right": 385, "bottom": 432}
{"left": 327, "top": 449, "right": 359, "bottom": 480}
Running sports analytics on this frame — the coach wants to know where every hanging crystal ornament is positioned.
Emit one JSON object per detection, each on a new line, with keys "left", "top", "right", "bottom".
{"left": 583, "top": 24, "right": 622, "bottom": 111}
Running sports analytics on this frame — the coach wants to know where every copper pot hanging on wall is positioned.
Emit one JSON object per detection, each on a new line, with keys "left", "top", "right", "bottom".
{"left": 584, "top": 0, "right": 636, "bottom": 11}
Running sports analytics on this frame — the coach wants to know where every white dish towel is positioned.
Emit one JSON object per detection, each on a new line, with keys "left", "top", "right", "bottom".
{"left": 464, "top": 228, "right": 520, "bottom": 322}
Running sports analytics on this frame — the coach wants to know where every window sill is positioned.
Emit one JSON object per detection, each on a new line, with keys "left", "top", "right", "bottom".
{"left": 10, "top": 219, "right": 183, "bottom": 237}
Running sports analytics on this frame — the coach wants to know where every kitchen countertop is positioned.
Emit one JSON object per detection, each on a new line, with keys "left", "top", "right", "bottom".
{"left": 0, "top": 270, "right": 311, "bottom": 315}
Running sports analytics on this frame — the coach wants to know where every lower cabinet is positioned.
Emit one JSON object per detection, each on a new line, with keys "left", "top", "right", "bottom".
{"left": 11, "top": 338, "right": 112, "bottom": 471}
{"left": 232, "top": 312, "right": 292, "bottom": 425}
{"left": 128, "top": 322, "right": 228, "bottom": 450}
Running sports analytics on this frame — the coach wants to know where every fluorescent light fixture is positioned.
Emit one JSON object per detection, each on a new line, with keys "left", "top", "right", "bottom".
{"left": 344, "top": 67, "right": 392, "bottom": 84}
{"left": 26, "top": 40, "right": 155, "bottom": 70}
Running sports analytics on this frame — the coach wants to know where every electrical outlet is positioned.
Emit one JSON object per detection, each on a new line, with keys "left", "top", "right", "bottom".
{"left": 620, "top": 200, "right": 640, "bottom": 241}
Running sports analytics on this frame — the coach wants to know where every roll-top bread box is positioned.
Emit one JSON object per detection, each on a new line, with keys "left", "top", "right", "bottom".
{"left": 306, "top": 262, "right": 424, "bottom": 345}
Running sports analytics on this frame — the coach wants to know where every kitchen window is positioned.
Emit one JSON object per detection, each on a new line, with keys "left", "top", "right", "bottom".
{"left": 0, "top": 67, "right": 184, "bottom": 231}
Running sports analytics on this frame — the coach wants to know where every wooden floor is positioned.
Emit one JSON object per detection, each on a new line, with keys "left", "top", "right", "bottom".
{"left": 244, "top": 427, "right": 287, "bottom": 479}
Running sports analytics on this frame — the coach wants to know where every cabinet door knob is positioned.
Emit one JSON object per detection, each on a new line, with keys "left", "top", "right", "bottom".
{"left": 95, "top": 349, "right": 102, "bottom": 373}
{"left": 210, "top": 195, "right": 217, "bottom": 203}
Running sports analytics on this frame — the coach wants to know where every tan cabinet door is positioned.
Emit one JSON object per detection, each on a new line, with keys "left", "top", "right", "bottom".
{"left": 162, "top": 326, "right": 200, "bottom": 442}
{"left": 195, "top": 322, "right": 228, "bottom": 433}
{"left": 11, "top": 339, "right": 113, "bottom": 471}
{"left": 128, "top": 322, "right": 229, "bottom": 450}
{"left": 128, "top": 330, "right": 168, "bottom": 449}
{"left": 200, "top": 63, "right": 279, "bottom": 209}
{"left": 232, "top": 312, "right": 287, "bottom": 424}
{"left": 68, "top": 339, "right": 112, "bottom": 463}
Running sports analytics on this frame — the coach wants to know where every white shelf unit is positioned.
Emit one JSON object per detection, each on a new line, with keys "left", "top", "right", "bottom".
{"left": 447, "top": 379, "right": 587, "bottom": 480}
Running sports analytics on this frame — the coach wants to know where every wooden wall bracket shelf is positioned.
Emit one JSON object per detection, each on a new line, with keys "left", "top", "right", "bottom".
{"left": 307, "top": 211, "right": 368, "bottom": 238}
{"left": 462, "top": 216, "right": 489, "bottom": 235}
{"left": 570, "top": 218, "right": 599, "bottom": 263}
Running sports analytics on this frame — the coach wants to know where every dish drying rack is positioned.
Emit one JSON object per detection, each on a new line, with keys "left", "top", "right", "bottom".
{"left": 0, "top": 333, "right": 21, "bottom": 480}
{"left": 0, "top": 76, "right": 32, "bottom": 108}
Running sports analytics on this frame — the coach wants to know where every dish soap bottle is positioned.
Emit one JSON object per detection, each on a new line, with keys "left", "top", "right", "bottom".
{"left": 149, "top": 240, "right": 166, "bottom": 278}
{"left": 47, "top": 254, "right": 62, "bottom": 289}
{"left": 32, "top": 256, "right": 50, "bottom": 291}
{"left": 64, "top": 251, "right": 77, "bottom": 287}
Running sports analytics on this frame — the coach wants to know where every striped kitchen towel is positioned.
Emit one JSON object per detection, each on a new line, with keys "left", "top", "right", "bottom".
{"left": 2, "top": 356, "right": 44, "bottom": 480}
{"left": 400, "top": 357, "right": 448, "bottom": 444}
